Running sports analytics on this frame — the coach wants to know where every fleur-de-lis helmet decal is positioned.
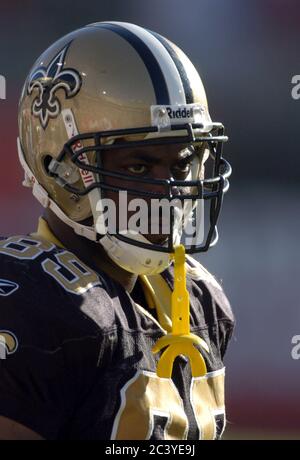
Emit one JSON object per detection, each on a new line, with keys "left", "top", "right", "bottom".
{"left": 27, "top": 43, "right": 82, "bottom": 129}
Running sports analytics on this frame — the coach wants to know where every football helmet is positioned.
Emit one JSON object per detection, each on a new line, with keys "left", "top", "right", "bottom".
{"left": 18, "top": 21, "right": 231, "bottom": 275}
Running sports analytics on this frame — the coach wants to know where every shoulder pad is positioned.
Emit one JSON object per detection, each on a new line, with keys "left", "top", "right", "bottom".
{"left": 185, "top": 255, "right": 223, "bottom": 291}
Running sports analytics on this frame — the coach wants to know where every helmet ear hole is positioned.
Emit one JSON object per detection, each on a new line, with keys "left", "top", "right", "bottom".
{"left": 43, "top": 155, "right": 54, "bottom": 175}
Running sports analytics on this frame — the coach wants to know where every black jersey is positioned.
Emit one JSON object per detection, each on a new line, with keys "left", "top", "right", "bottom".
{"left": 0, "top": 230, "right": 234, "bottom": 440}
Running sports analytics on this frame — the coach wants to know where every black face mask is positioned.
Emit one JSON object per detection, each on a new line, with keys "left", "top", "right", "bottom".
{"left": 48, "top": 122, "right": 231, "bottom": 254}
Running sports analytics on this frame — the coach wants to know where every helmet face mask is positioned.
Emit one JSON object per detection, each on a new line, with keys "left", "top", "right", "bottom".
{"left": 48, "top": 122, "right": 230, "bottom": 253}
{"left": 18, "top": 21, "right": 231, "bottom": 274}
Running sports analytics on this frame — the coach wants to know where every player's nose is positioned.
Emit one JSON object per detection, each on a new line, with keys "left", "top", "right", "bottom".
{"left": 148, "top": 166, "right": 180, "bottom": 197}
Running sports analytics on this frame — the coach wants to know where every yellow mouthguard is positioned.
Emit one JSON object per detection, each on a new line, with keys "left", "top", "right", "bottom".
{"left": 152, "top": 244, "right": 209, "bottom": 378}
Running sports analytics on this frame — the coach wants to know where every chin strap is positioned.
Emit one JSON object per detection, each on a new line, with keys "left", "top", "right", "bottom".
{"left": 152, "top": 244, "right": 209, "bottom": 378}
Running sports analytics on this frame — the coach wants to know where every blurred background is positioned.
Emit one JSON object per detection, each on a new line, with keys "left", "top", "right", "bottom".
{"left": 0, "top": 0, "right": 299, "bottom": 439}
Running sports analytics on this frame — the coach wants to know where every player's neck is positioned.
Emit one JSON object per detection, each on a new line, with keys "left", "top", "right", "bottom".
{"left": 43, "top": 209, "right": 138, "bottom": 293}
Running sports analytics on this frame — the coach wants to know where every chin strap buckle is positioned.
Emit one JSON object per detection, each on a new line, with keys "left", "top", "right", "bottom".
{"left": 152, "top": 244, "right": 209, "bottom": 378}
{"left": 48, "top": 159, "right": 80, "bottom": 186}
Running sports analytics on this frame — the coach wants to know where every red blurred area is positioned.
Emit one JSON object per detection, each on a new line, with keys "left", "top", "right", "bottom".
{"left": 262, "top": 0, "right": 300, "bottom": 29}
{"left": 0, "top": 92, "right": 41, "bottom": 235}
{"left": 0, "top": 94, "right": 20, "bottom": 195}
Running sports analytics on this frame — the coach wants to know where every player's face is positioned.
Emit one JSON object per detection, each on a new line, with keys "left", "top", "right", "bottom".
{"left": 100, "top": 143, "right": 197, "bottom": 244}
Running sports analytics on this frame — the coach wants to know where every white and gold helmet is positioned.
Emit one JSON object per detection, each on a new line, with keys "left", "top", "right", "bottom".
{"left": 18, "top": 21, "right": 231, "bottom": 275}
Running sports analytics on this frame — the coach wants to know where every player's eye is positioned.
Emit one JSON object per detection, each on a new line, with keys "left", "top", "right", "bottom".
{"left": 172, "top": 160, "right": 192, "bottom": 177}
{"left": 127, "top": 164, "right": 148, "bottom": 175}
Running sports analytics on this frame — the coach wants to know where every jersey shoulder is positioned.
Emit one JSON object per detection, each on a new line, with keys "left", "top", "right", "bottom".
{"left": 186, "top": 255, "right": 234, "bottom": 324}
{"left": 0, "top": 233, "right": 103, "bottom": 296}
{"left": 0, "top": 233, "right": 117, "bottom": 345}
{"left": 185, "top": 255, "right": 235, "bottom": 360}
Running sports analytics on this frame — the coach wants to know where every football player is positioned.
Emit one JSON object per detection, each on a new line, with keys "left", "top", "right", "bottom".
{"left": 0, "top": 22, "right": 234, "bottom": 440}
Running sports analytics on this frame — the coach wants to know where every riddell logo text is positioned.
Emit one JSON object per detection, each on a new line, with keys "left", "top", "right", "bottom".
{"left": 0, "top": 75, "right": 6, "bottom": 100}
{"left": 166, "top": 107, "right": 193, "bottom": 119}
